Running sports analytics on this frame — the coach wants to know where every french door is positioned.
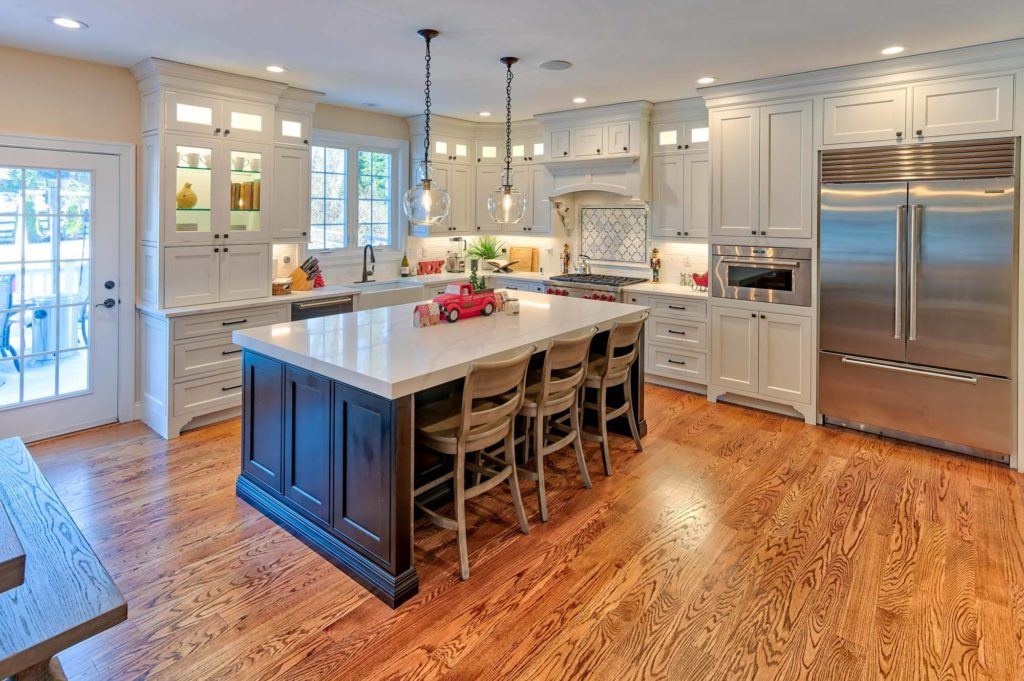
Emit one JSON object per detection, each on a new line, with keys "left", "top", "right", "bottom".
{"left": 0, "top": 146, "right": 120, "bottom": 441}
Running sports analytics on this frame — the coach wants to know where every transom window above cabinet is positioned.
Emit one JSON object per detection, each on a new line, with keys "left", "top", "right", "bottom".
{"left": 653, "top": 121, "right": 709, "bottom": 153}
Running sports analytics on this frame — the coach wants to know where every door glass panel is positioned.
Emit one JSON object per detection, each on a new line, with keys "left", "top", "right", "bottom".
{"left": 691, "top": 127, "right": 710, "bottom": 143}
{"left": 434, "top": 141, "right": 448, "bottom": 155}
{"left": 281, "top": 119, "right": 302, "bottom": 138}
{"left": 175, "top": 144, "right": 212, "bottom": 235}
{"left": 229, "top": 150, "right": 262, "bottom": 234}
{"left": 512, "top": 144, "right": 525, "bottom": 157}
{"left": 659, "top": 129, "right": 678, "bottom": 146}
{"left": 176, "top": 103, "right": 212, "bottom": 126}
{"left": 533, "top": 142, "right": 544, "bottom": 156}
{"left": 0, "top": 165, "right": 93, "bottom": 407}
{"left": 230, "top": 111, "right": 263, "bottom": 132}
{"left": 455, "top": 143, "right": 468, "bottom": 158}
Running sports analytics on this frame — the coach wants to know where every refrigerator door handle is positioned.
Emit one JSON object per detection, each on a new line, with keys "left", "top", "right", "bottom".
{"left": 908, "top": 204, "right": 923, "bottom": 341}
{"left": 840, "top": 356, "right": 978, "bottom": 384}
{"left": 895, "top": 204, "right": 907, "bottom": 340}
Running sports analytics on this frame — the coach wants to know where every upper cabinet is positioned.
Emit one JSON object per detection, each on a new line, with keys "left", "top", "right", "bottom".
{"left": 652, "top": 121, "right": 710, "bottom": 154}
{"left": 822, "top": 89, "right": 907, "bottom": 145}
{"left": 275, "top": 111, "right": 311, "bottom": 147}
{"left": 606, "top": 123, "right": 632, "bottom": 156}
{"left": 911, "top": 74, "right": 1014, "bottom": 139}
{"left": 822, "top": 74, "right": 1015, "bottom": 145}
{"left": 164, "top": 92, "right": 274, "bottom": 143}
{"left": 572, "top": 125, "right": 605, "bottom": 158}
{"left": 475, "top": 140, "right": 501, "bottom": 164}
{"left": 549, "top": 130, "right": 571, "bottom": 159}
{"left": 711, "top": 101, "right": 813, "bottom": 240}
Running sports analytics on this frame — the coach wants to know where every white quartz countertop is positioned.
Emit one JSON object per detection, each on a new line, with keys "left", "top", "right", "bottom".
{"left": 232, "top": 291, "right": 648, "bottom": 399}
{"left": 623, "top": 282, "right": 709, "bottom": 299}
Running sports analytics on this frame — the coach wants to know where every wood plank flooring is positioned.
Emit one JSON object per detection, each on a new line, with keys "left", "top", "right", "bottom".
{"left": 24, "top": 385, "right": 1024, "bottom": 680}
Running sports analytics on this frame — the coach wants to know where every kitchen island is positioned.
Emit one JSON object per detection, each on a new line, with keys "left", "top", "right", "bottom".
{"left": 231, "top": 291, "right": 648, "bottom": 607}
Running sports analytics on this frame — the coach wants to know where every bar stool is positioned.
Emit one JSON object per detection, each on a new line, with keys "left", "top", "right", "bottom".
{"left": 516, "top": 327, "right": 598, "bottom": 522}
{"left": 580, "top": 312, "right": 649, "bottom": 476}
{"left": 413, "top": 346, "right": 535, "bottom": 580}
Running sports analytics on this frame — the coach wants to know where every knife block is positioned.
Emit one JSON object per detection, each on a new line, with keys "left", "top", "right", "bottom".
{"left": 289, "top": 268, "right": 315, "bottom": 291}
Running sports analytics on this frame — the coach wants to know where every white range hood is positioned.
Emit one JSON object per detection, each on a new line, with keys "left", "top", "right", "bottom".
{"left": 536, "top": 101, "right": 653, "bottom": 201}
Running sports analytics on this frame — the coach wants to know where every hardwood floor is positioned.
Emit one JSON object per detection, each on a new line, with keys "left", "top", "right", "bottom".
{"left": 26, "top": 384, "right": 1024, "bottom": 680}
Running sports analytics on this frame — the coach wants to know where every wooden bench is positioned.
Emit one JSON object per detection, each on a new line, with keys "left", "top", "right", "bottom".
{"left": 0, "top": 437, "right": 127, "bottom": 680}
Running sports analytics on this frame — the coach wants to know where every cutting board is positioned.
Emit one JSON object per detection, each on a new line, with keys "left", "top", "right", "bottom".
{"left": 509, "top": 246, "right": 538, "bottom": 272}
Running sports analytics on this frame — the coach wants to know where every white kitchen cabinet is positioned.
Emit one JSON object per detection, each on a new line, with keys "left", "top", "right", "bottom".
{"left": 758, "top": 311, "right": 812, "bottom": 404}
{"left": 165, "top": 92, "right": 221, "bottom": 136}
{"left": 410, "top": 162, "right": 473, "bottom": 235}
{"left": 606, "top": 123, "right": 632, "bottom": 155}
{"left": 653, "top": 121, "right": 709, "bottom": 154}
{"left": 711, "top": 107, "right": 760, "bottom": 238}
{"left": 710, "top": 307, "right": 759, "bottom": 392}
{"left": 424, "top": 135, "right": 471, "bottom": 164}
{"left": 505, "top": 165, "right": 553, "bottom": 234}
{"left": 572, "top": 125, "right": 605, "bottom": 158}
{"left": 219, "top": 244, "right": 270, "bottom": 302}
{"left": 759, "top": 101, "right": 813, "bottom": 239}
{"left": 275, "top": 111, "right": 311, "bottom": 147}
{"left": 710, "top": 305, "right": 812, "bottom": 404}
{"left": 651, "top": 154, "right": 684, "bottom": 238}
{"left": 474, "top": 166, "right": 504, "bottom": 233}
{"left": 223, "top": 101, "right": 275, "bottom": 143}
{"left": 549, "top": 130, "right": 572, "bottom": 159}
{"left": 911, "top": 74, "right": 1014, "bottom": 139}
{"left": 271, "top": 146, "right": 310, "bottom": 240}
{"left": 475, "top": 140, "right": 501, "bottom": 164}
{"left": 683, "top": 153, "right": 710, "bottom": 239}
{"left": 822, "top": 89, "right": 907, "bottom": 145}
{"left": 164, "top": 246, "right": 221, "bottom": 308}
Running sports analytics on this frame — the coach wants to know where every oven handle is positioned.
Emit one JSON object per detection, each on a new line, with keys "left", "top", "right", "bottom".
{"left": 719, "top": 258, "right": 801, "bottom": 267}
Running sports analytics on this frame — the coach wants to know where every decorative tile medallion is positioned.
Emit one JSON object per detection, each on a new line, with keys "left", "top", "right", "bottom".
{"left": 580, "top": 207, "right": 648, "bottom": 264}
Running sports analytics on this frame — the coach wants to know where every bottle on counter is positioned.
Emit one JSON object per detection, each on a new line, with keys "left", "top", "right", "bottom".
{"left": 401, "top": 253, "right": 410, "bottom": 277}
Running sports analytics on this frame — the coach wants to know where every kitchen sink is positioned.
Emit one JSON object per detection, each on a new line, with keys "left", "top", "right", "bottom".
{"left": 351, "top": 279, "right": 427, "bottom": 310}
{"left": 349, "top": 280, "right": 423, "bottom": 293}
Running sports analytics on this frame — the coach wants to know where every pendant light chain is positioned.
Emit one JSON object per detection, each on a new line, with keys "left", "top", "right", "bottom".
{"left": 503, "top": 59, "right": 514, "bottom": 186}
{"left": 422, "top": 31, "right": 433, "bottom": 176}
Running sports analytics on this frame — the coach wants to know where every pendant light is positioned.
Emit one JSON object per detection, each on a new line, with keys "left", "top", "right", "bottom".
{"left": 487, "top": 57, "right": 528, "bottom": 224}
{"left": 403, "top": 29, "right": 451, "bottom": 226}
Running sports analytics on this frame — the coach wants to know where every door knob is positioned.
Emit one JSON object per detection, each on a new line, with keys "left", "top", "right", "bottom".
{"left": 104, "top": 280, "right": 116, "bottom": 289}
{"left": 96, "top": 298, "right": 116, "bottom": 309}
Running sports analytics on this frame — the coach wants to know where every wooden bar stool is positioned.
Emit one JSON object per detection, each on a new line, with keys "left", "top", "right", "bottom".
{"left": 580, "top": 312, "right": 649, "bottom": 476}
{"left": 413, "top": 346, "right": 535, "bottom": 580}
{"left": 516, "top": 327, "right": 597, "bottom": 522}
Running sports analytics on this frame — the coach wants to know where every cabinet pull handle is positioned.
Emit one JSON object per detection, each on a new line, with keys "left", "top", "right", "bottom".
{"left": 668, "top": 359, "right": 687, "bottom": 365}
{"left": 221, "top": 349, "right": 243, "bottom": 356}
{"left": 667, "top": 329, "right": 687, "bottom": 335}
{"left": 668, "top": 305, "right": 687, "bottom": 311}
{"left": 222, "top": 384, "right": 243, "bottom": 391}
{"left": 221, "top": 319, "right": 248, "bottom": 326}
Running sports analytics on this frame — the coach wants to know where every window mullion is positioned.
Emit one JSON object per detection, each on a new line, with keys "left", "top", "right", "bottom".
{"left": 347, "top": 147, "right": 358, "bottom": 250}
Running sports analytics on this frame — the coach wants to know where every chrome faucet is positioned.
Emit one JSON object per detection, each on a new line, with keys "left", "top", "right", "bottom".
{"left": 360, "top": 243, "right": 376, "bottom": 283}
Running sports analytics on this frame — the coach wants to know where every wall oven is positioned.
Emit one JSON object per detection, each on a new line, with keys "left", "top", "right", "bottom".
{"left": 711, "top": 245, "right": 812, "bottom": 306}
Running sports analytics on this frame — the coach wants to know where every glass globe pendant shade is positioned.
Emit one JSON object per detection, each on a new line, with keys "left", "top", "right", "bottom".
{"left": 488, "top": 185, "right": 527, "bottom": 224}
{"left": 403, "top": 162, "right": 450, "bottom": 225}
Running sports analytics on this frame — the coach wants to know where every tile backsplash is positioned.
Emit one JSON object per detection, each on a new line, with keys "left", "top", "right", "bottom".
{"left": 579, "top": 207, "right": 648, "bottom": 264}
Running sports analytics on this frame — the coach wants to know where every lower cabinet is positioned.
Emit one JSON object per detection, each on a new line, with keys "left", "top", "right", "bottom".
{"left": 283, "top": 367, "right": 332, "bottom": 523}
{"left": 242, "top": 352, "right": 284, "bottom": 492}
{"left": 710, "top": 305, "right": 812, "bottom": 404}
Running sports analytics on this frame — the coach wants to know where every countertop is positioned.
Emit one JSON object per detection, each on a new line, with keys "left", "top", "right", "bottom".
{"left": 622, "top": 282, "right": 709, "bottom": 299}
{"left": 232, "top": 291, "right": 648, "bottom": 399}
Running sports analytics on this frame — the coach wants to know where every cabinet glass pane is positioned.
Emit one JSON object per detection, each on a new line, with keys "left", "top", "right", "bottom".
{"left": 480, "top": 145, "right": 498, "bottom": 160}
{"left": 512, "top": 144, "right": 525, "bottom": 157}
{"left": 230, "top": 111, "right": 263, "bottom": 132}
{"left": 691, "top": 126, "right": 710, "bottom": 143}
{"left": 175, "top": 145, "right": 212, "bottom": 235}
{"left": 455, "top": 143, "right": 468, "bottom": 158}
{"left": 176, "top": 103, "right": 212, "bottom": 126}
{"left": 281, "top": 119, "right": 302, "bottom": 138}
{"left": 229, "top": 150, "right": 262, "bottom": 234}
{"left": 434, "top": 140, "right": 448, "bottom": 155}
{"left": 533, "top": 142, "right": 544, "bottom": 156}
{"left": 658, "top": 129, "right": 678, "bottom": 147}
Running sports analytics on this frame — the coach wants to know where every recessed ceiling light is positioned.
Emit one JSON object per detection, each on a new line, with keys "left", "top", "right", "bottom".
{"left": 881, "top": 46, "right": 905, "bottom": 55}
{"left": 539, "top": 60, "right": 573, "bottom": 71}
{"left": 266, "top": 65, "right": 287, "bottom": 73}
{"left": 573, "top": 97, "right": 587, "bottom": 104}
{"left": 479, "top": 111, "right": 491, "bottom": 117}
{"left": 48, "top": 16, "right": 87, "bottom": 29}
{"left": 697, "top": 76, "right": 716, "bottom": 85}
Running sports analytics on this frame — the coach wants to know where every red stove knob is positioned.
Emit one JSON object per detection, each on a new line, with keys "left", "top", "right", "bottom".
{"left": 546, "top": 287, "right": 553, "bottom": 294}
{"left": 582, "top": 293, "right": 590, "bottom": 300}
{"left": 606, "top": 294, "right": 615, "bottom": 301}
{"left": 561, "top": 289, "right": 569, "bottom": 296}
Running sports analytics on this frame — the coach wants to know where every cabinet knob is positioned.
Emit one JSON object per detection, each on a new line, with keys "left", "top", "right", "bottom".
{"left": 760, "top": 314, "right": 766, "bottom": 319}
{"left": 751, "top": 230, "right": 757, "bottom": 235}
{"left": 751, "top": 313, "right": 756, "bottom": 318}
{"left": 596, "top": 149, "right": 601, "bottom": 153}
{"left": 302, "top": 231, "right": 307, "bottom": 236}
{"left": 214, "top": 233, "right": 221, "bottom": 239}
{"left": 223, "top": 247, "right": 229, "bottom": 252}
{"left": 224, "top": 129, "right": 231, "bottom": 136}
{"left": 896, "top": 131, "right": 903, "bottom": 138}
{"left": 916, "top": 130, "right": 923, "bottom": 136}
{"left": 623, "top": 146, "right": 628, "bottom": 151}
{"left": 760, "top": 230, "right": 766, "bottom": 236}
{"left": 214, "top": 127, "right": 222, "bottom": 134}
{"left": 303, "top": 139, "right": 309, "bottom": 145}
{"left": 677, "top": 145, "right": 682, "bottom": 150}
{"left": 223, "top": 233, "right": 229, "bottom": 239}
{"left": 676, "top": 231, "right": 682, "bottom": 236}
{"left": 563, "top": 151, "right": 568, "bottom": 156}
{"left": 214, "top": 247, "right": 220, "bottom": 253}
{"left": 684, "top": 231, "right": 689, "bottom": 236}
{"left": 684, "top": 144, "right": 689, "bottom": 149}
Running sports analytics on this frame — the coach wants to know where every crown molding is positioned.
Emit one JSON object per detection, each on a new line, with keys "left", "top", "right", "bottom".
{"left": 132, "top": 57, "right": 290, "bottom": 104}
{"left": 534, "top": 100, "right": 653, "bottom": 126}
{"left": 650, "top": 97, "right": 708, "bottom": 123}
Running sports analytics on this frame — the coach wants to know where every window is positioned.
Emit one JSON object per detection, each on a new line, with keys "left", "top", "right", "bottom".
{"left": 308, "top": 131, "right": 406, "bottom": 255}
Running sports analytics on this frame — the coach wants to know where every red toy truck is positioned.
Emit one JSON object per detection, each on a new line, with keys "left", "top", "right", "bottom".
{"left": 432, "top": 283, "right": 498, "bottom": 323}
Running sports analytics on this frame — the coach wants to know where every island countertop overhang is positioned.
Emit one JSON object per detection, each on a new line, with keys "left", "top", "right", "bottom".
{"left": 232, "top": 291, "right": 649, "bottom": 399}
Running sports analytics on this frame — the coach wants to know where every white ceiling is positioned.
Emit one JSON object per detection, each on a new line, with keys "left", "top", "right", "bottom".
{"left": 3, "top": 0, "right": 1024, "bottom": 120}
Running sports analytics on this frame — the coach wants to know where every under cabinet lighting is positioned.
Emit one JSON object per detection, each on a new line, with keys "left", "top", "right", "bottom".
{"left": 881, "top": 46, "right": 905, "bottom": 55}
{"left": 696, "top": 76, "right": 715, "bottom": 85}
{"left": 49, "top": 16, "right": 87, "bottom": 29}
{"left": 266, "top": 65, "right": 287, "bottom": 73}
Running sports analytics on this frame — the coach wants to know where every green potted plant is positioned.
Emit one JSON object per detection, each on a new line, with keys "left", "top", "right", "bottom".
{"left": 466, "top": 235, "right": 505, "bottom": 271}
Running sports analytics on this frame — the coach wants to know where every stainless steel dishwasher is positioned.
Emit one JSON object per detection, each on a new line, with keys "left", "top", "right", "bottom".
{"left": 290, "top": 295, "right": 354, "bottom": 321}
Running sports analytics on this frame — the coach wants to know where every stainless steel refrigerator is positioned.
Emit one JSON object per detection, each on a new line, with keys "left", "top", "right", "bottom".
{"left": 819, "top": 138, "right": 1018, "bottom": 462}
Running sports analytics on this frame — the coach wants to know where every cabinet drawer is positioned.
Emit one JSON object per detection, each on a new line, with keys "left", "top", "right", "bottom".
{"left": 174, "top": 333, "right": 243, "bottom": 379}
{"left": 647, "top": 344, "right": 707, "bottom": 383}
{"left": 648, "top": 296, "right": 707, "bottom": 321}
{"left": 649, "top": 318, "right": 707, "bottom": 350}
{"left": 173, "top": 372, "right": 244, "bottom": 417}
{"left": 173, "top": 305, "right": 287, "bottom": 341}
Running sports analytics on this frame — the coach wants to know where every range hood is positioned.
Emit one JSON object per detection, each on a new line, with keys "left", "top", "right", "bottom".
{"left": 536, "top": 101, "right": 652, "bottom": 201}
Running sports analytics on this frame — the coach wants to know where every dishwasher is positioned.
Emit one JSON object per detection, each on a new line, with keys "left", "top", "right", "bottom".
{"left": 290, "top": 295, "right": 354, "bottom": 321}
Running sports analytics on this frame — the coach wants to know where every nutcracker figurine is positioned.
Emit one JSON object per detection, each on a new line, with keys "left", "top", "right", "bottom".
{"left": 650, "top": 247, "right": 662, "bottom": 283}
{"left": 561, "top": 243, "right": 571, "bottom": 275}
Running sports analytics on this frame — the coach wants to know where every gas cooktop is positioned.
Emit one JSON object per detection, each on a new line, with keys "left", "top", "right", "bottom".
{"left": 548, "top": 274, "right": 648, "bottom": 287}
